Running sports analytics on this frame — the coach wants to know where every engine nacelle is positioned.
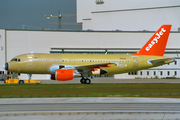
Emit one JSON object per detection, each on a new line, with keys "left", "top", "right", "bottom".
{"left": 51, "top": 69, "right": 74, "bottom": 81}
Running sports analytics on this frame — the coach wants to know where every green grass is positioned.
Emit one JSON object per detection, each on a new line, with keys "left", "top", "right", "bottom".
{"left": 0, "top": 83, "right": 180, "bottom": 98}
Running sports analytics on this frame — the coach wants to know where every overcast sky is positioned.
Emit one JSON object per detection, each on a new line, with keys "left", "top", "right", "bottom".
{"left": 0, "top": 0, "right": 82, "bottom": 30}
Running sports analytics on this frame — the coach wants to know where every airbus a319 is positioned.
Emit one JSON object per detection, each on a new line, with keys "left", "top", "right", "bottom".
{"left": 3, "top": 25, "right": 174, "bottom": 84}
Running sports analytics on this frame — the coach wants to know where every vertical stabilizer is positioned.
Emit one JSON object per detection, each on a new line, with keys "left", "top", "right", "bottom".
{"left": 133, "top": 25, "right": 171, "bottom": 56}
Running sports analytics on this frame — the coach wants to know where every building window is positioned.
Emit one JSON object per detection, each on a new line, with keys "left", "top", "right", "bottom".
{"left": 175, "top": 71, "right": 177, "bottom": 76}
{"left": 128, "top": 71, "right": 137, "bottom": 75}
{"left": 140, "top": 71, "right": 142, "bottom": 75}
{"left": 175, "top": 61, "right": 177, "bottom": 65}
{"left": 167, "top": 71, "right": 170, "bottom": 76}
{"left": 160, "top": 71, "right": 163, "bottom": 76}
{"left": 154, "top": 71, "right": 156, "bottom": 75}
{"left": 147, "top": 71, "right": 149, "bottom": 75}
{"left": 0, "top": 71, "right": 4, "bottom": 74}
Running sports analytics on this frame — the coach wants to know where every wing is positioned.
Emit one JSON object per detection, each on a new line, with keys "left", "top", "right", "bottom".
{"left": 74, "top": 63, "right": 114, "bottom": 77}
{"left": 75, "top": 63, "right": 113, "bottom": 70}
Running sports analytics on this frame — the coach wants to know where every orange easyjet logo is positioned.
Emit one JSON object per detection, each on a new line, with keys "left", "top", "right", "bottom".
{"left": 145, "top": 28, "right": 166, "bottom": 51}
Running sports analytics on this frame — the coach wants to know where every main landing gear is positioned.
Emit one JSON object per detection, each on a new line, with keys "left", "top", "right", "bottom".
{"left": 80, "top": 77, "right": 91, "bottom": 84}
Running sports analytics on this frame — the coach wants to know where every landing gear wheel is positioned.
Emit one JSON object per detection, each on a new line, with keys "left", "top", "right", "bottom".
{"left": 80, "top": 78, "right": 86, "bottom": 84}
{"left": 85, "top": 79, "right": 91, "bottom": 84}
{"left": 80, "top": 78, "right": 91, "bottom": 84}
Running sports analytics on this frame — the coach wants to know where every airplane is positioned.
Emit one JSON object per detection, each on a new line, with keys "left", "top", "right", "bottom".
{"left": 3, "top": 25, "right": 174, "bottom": 84}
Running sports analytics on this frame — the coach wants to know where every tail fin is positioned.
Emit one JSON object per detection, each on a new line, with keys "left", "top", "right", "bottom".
{"left": 133, "top": 25, "right": 172, "bottom": 56}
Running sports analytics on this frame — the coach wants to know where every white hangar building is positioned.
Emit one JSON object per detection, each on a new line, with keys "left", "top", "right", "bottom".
{"left": 0, "top": 0, "right": 180, "bottom": 80}
{"left": 77, "top": 0, "right": 180, "bottom": 31}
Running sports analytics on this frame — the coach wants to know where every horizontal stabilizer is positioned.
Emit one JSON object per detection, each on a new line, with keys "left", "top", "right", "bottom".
{"left": 150, "top": 58, "right": 175, "bottom": 64}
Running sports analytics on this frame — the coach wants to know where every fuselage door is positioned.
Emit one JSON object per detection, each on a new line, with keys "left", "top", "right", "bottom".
{"left": 132, "top": 56, "right": 138, "bottom": 68}
{"left": 26, "top": 54, "right": 34, "bottom": 68}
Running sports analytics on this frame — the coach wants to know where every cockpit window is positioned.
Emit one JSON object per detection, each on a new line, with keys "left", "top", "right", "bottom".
{"left": 11, "top": 58, "right": 17, "bottom": 61}
{"left": 17, "top": 58, "right": 21, "bottom": 62}
{"left": 11, "top": 58, "right": 21, "bottom": 62}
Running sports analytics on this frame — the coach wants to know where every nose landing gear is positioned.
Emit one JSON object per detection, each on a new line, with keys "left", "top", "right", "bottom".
{"left": 80, "top": 77, "right": 91, "bottom": 84}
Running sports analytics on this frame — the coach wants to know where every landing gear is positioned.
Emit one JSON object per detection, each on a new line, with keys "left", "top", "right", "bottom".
{"left": 28, "top": 74, "right": 32, "bottom": 83}
{"left": 80, "top": 77, "right": 91, "bottom": 84}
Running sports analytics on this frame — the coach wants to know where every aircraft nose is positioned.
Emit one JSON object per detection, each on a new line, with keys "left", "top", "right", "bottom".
{"left": 3, "top": 63, "right": 8, "bottom": 71}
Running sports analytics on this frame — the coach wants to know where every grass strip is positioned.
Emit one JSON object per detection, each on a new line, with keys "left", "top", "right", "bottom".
{"left": 0, "top": 83, "right": 180, "bottom": 98}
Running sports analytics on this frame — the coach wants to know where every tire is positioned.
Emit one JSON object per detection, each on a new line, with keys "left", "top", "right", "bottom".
{"left": 80, "top": 78, "right": 86, "bottom": 84}
{"left": 19, "top": 80, "right": 24, "bottom": 84}
{"left": 85, "top": 79, "right": 91, "bottom": 84}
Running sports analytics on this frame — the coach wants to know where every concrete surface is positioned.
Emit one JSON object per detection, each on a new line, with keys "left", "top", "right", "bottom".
{"left": 0, "top": 97, "right": 180, "bottom": 120}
